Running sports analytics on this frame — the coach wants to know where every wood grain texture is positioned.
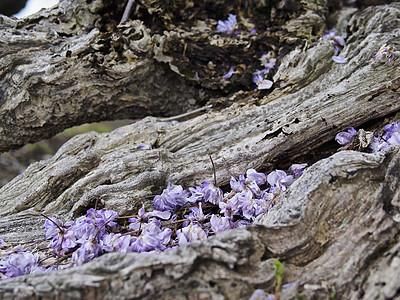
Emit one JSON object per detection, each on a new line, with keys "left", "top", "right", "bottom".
{"left": 0, "top": 1, "right": 399, "bottom": 299}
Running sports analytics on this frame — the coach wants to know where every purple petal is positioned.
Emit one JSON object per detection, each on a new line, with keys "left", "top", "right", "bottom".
{"left": 221, "top": 66, "right": 237, "bottom": 79}
{"left": 332, "top": 55, "right": 348, "bottom": 63}
{"left": 334, "top": 36, "right": 346, "bottom": 46}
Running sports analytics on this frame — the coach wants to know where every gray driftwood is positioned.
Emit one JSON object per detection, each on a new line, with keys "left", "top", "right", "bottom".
{"left": 0, "top": 0, "right": 400, "bottom": 299}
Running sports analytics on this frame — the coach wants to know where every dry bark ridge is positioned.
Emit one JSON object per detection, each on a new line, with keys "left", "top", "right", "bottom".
{"left": 0, "top": 0, "right": 400, "bottom": 299}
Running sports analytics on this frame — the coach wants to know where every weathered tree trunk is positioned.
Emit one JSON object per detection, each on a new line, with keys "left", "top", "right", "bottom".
{"left": 0, "top": 0, "right": 400, "bottom": 299}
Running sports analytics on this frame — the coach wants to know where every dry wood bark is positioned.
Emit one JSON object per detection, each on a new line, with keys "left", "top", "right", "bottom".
{"left": 0, "top": 0, "right": 400, "bottom": 299}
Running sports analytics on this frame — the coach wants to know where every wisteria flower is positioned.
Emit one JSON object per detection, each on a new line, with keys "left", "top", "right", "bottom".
{"left": 332, "top": 55, "right": 348, "bottom": 63}
{"left": 323, "top": 30, "right": 345, "bottom": 46}
{"left": 374, "top": 45, "right": 395, "bottom": 65}
{"left": 217, "top": 14, "right": 237, "bottom": 34}
{"left": 332, "top": 46, "right": 347, "bottom": 64}
{"left": 101, "top": 233, "right": 132, "bottom": 253}
{"left": 335, "top": 127, "right": 358, "bottom": 145}
{"left": 201, "top": 180, "right": 223, "bottom": 205}
{"left": 230, "top": 174, "right": 246, "bottom": 192}
{"left": 369, "top": 121, "right": 400, "bottom": 152}
{"left": 221, "top": 66, "right": 238, "bottom": 79}
{"left": 246, "top": 169, "right": 267, "bottom": 186}
{"left": 219, "top": 196, "right": 240, "bottom": 218}
{"left": 253, "top": 197, "right": 272, "bottom": 217}
{"left": 267, "top": 170, "right": 295, "bottom": 192}
{"left": 72, "top": 237, "right": 103, "bottom": 266}
{"left": 260, "top": 56, "right": 276, "bottom": 72}
{"left": 210, "top": 215, "right": 234, "bottom": 233}
{"left": 177, "top": 222, "right": 207, "bottom": 246}
{"left": 253, "top": 74, "right": 273, "bottom": 90}
{"left": 0, "top": 252, "right": 44, "bottom": 278}
{"left": 236, "top": 189, "right": 257, "bottom": 220}
{"left": 153, "top": 182, "right": 190, "bottom": 212}
{"left": 137, "top": 143, "right": 151, "bottom": 150}
{"left": 44, "top": 217, "right": 65, "bottom": 240}
{"left": 289, "top": 163, "right": 308, "bottom": 177}
{"left": 249, "top": 289, "right": 269, "bottom": 300}
{"left": 185, "top": 203, "right": 209, "bottom": 223}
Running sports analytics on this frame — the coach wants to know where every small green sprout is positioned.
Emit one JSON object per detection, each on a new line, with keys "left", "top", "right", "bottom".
{"left": 274, "top": 259, "right": 286, "bottom": 299}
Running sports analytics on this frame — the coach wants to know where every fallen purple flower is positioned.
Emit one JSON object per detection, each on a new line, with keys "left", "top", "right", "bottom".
{"left": 323, "top": 30, "right": 346, "bottom": 46}
{"left": 137, "top": 143, "right": 151, "bottom": 150}
{"left": 335, "top": 127, "right": 358, "bottom": 145}
{"left": 217, "top": 14, "right": 237, "bottom": 34}
{"left": 210, "top": 215, "right": 234, "bottom": 233}
{"left": 177, "top": 222, "right": 207, "bottom": 246}
{"left": 153, "top": 181, "right": 190, "bottom": 212}
{"left": 332, "top": 55, "right": 348, "bottom": 63}
{"left": 289, "top": 163, "right": 308, "bottom": 177}
{"left": 221, "top": 66, "right": 238, "bottom": 79}
{"left": 374, "top": 45, "right": 395, "bottom": 64}
{"left": 253, "top": 73, "right": 273, "bottom": 90}
{"left": 0, "top": 252, "right": 44, "bottom": 278}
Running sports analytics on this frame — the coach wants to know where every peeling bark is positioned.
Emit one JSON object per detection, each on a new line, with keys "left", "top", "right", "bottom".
{"left": 0, "top": 0, "right": 400, "bottom": 299}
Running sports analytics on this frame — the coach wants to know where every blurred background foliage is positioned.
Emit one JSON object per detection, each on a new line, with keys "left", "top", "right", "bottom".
{"left": 0, "top": 121, "right": 132, "bottom": 188}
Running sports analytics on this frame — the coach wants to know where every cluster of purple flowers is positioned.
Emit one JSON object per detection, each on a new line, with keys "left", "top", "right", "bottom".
{"left": 323, "top": 30, "right": 348, "bottom": 64}
{"left": 335, "top": 121, "right": 400, "bottom": 152}
{"left": 0, "top": 164, "right": 307, "bottom": 279}
{"left": 0, "top": 249, "right": 44, "bottom": 279}
{"left": 253, "top": 55, "right": 276, "bottom": 90}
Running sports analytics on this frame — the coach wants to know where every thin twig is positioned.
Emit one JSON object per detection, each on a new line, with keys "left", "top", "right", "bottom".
{"left": 45, "top": 252, "right": 73, "bottom": 268}
{"left": 209, "top": 154, "right": 217, "bottom": 186}
{"left": 119, "top": 0, "right": 135, "bottom": 25}
{"left": 157, "top": 105, "right": 212, "bottom": 122}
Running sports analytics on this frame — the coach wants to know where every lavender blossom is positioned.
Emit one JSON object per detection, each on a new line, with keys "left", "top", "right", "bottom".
{"left": 201, "top": 180, "right": 223, "bottom": 205}
{"left": 289, "top": 163, "right": 308, "bottom": 177}
{"left": 137, "top": 143, "right": 151, "bottom": 150}
{"left": 219, "top": 195, "right": 240, "bottom": 218}
{"left": 101, "top": 233, "right": 132, "bottom": 253}
{"left": 131, "top": 220, "right": 172, "bottom": 252}
{"left": 210, "top": 215, "right": 234, "bottom": 233}
{"left": 176, "top": 222, "right": 208, "bottom": 246}
{"left": 267, "top": 170, "right": 295, "bottom": 192}
{"left": 0, "top": 252, "right": 44, "bottom": 278}
{"left": 370, "top": 122, "right": 400, "bottom": 152}
{"left": 332, "top": 45, "right": 347, "bottom": 63}
{"left": 260, "top": 56, "right": 276, "bottom": 72}
{"left": 153, "top": 182, "right": 190, "bottom": 212}
{"left": 230, "top": 174, "right": 246, "bottom": 192}
{"left": 323, "top": 30, "right": 345, "bottom": 46}
{"left": 217, "top": 14, "right": 237, "bottom": 34}
{"left": 0, "top": 237, "right": 3, "bottom": 248}
{"left": 332, "top": 55, "right": 348, "bottom": 63}
{"left": 249, "top": 289, "right": 269, "bottom": 300}
{"left": 335, "top": 127, "right": 358, "bottom": 145}
{"left": 221, "top": 66, "right": 238, "bottom": 79}
{"left": 374, "top": 45, "right": 395, "bottom": 64}
{"left": 246, "top": 169, "right": 267, "bottom": 186}
{"left": 72, "top": 237, "right": 103, "bottom": 266}
{"left": 236, "top": 189, "right": 257, "bottom": 220}
{"left": 185, "top": 203, "right": 208, "bottom": 222}
{"left": 253, "top": 74, "right": 273, "bottom": 90}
